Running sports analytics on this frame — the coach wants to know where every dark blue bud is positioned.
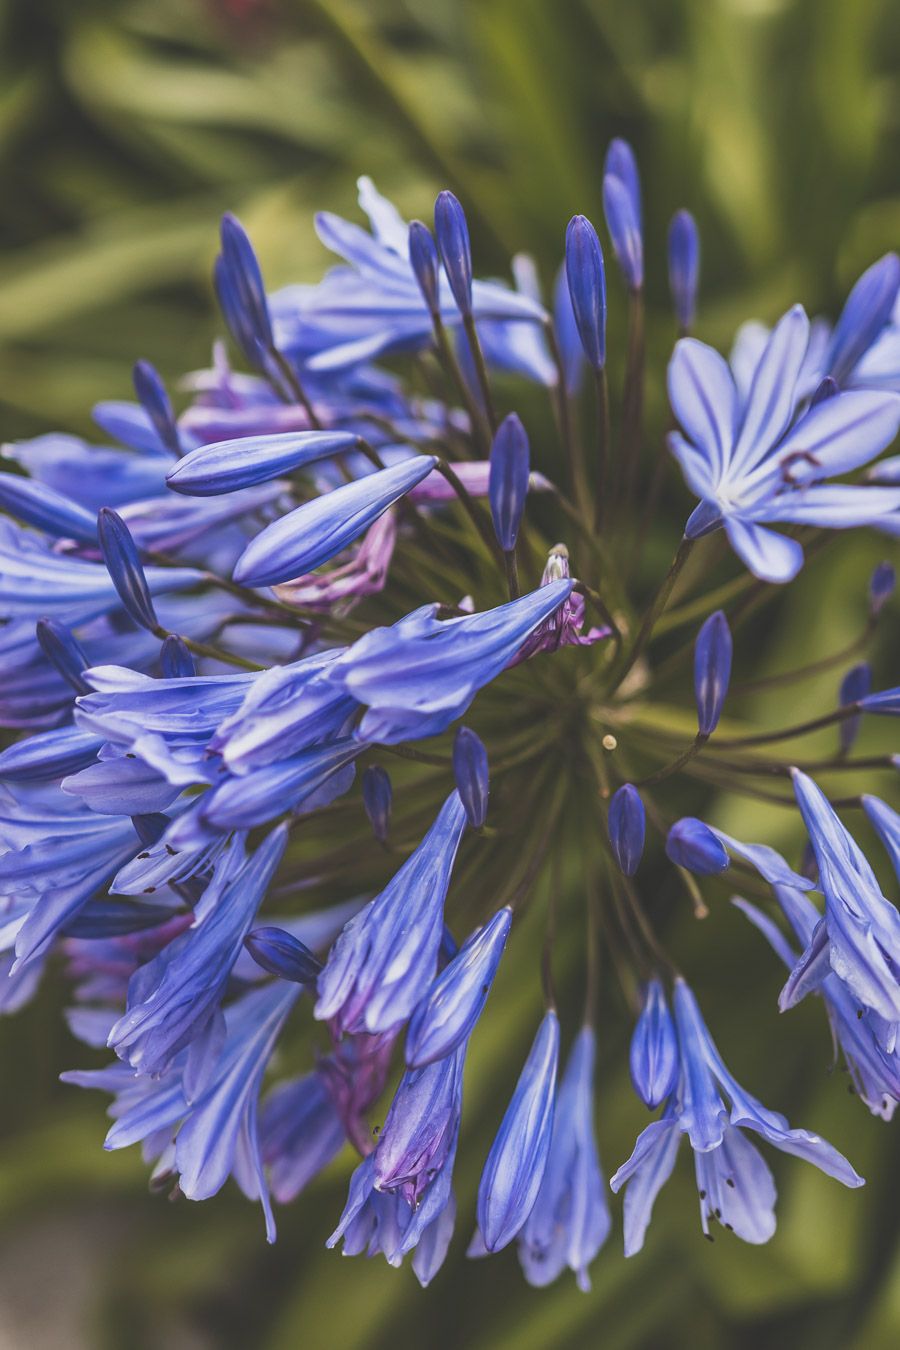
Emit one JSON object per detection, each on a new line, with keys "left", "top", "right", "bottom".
{"left": 667, "top": 210, "right": 699, "bottom": 331}
{"left": 0, "top": 472, "right": 98, "bottom": 545}
{"left": 62, "top": 899, "right": 179, "bottom": 939}
{"left": 408, "top": 220, "right": 441, "bottom": 315}
{"left": 167, "top": 429, "right": 360, "bottom": 497}
{"left": 160, "top": 635, "right": 196, "bottom": 679}
{"left": 665, "top": 817, "right": 730, "bottom": 874}
{"left": 811, "top": 376, "right": 839, "bottom": 406}
{"left": 0, "top": 726, "right": 100, "bottom": 782}
{"left": 35, "top": 619, "right": 92, "bottom": 695}
{"left": 602, "top": 173, "right": 643, "bottom": 291}
{"left": 838, "top": 662, "right": 872, "bottom": 753}
{"left": 608, "top": 784, "right": 646, "bottom": 876}
{"left": 552, "top": 263, "right": 584, "bottom": 395}
{"left": 244, "top": 926, "right": 323, "bottom": 984}
{"left": 97, "top": 507, "right": 159, "bottom": 633}
{"left": 489, "top": 413, "right": 530, "bottom": 552}
{"left": 406, "top": 907, "right": 512, "bottom": 1067}
{"left": 869, "top": 561, "right": 895, "bottom": 616}
{"left": 453, "top": 726, "right": 489, "bottom": 828}
{"left": 629, "top": 978, "right": 679, "bottom": 1109}
{"left": 694, "top": 610, "right": 732, "bottom": 736}
{"left": 132, "top": 359, "right": 180, "bottom": 456}
{"left": 565, "top": 215, "right": 607, "bottom": 370}
{"left": 362, "top": 764, "right": 392, "bottom": 843}
{"left": 434, "top": 191, "right": 473, "bottom": 318}
{"left": 825, "top": 252, "right": 900, "bottom": 385}
{"left": 218, "top": 212, "right": 274, "bottom": 358}
{"left": 604, "top": 139, "right": 642, "bottom": 230}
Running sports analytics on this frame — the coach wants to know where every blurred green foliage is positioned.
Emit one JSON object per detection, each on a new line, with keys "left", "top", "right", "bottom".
{"left": 1, "top": 0, "right": 899, "bottom": 1347}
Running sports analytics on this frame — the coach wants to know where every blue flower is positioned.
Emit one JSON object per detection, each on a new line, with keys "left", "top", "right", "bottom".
{"left": 232, "top": 455, "right": 437, "bottom": 587}
{"left": 667, "top": 817, "right": 815, "bottom": 889}
{"left": 406, "top": 906, "right": 512, "bottom": 1068}
{"left": 668, "top": 306, "right": 900, "bottom": 580}
{"left": 476, "top": 1009, "right": 559, "bottom": 1252}
{"left": 629, "top": 978, "right": 679, "bottom": 1109}
{"left": 0, "top": 471, "right": 99, "bottom": 544}
{"left": 373, "top": 1043, "right": 465, "bottom": 1205}
{"left": 611, "top": 978, "right": 863, "bottom": 1254}
{"left": 107, "top": 827, "right": 287, "bottom": 1076}
{"left": 735, "top": 888, "right": 900, "bottom": 1121}
{"left": 315, "top": 791, "right": 469, "bottom": 1035}
{"left": 786, "top": 770, "right": 900, "bottom": 1025}
{"left": 166, "top": 429, "right": 360, "bottom": 496}
{"left": 327, "top": 580, "right": 572, "bottom": 744}
{"left": 518, "top": 1026, "right": 611, "bottom": 1291}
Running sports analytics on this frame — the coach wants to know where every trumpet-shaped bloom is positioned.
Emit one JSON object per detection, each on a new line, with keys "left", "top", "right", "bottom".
{"left": 518, "top": 1026, "right": 611, "bottom": 1291}
{"left": 611, "top": 978, "right": 862, "bottom": 1254}
{"left": 629, "top": 979, "right": 679, "bottom": 1110}
{"left": 668, "top": 305, "right": 900, "bottom": 581}
{"left": 476, "top": 1009, "right": 559, "bottom": 1252}
{"left": 315, "top": 792, "right": 468, "bottom": 1035}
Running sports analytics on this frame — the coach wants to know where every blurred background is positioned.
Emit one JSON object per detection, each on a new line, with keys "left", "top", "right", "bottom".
{"left": 1, "top": 0, "right": 899, "bottom": 1346}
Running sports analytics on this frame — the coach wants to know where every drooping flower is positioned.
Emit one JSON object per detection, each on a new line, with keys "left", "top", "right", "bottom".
{"left": 476, "top": 1009, "right": 559, "bottom": 1252}
{"left": 629, "top": 978, "right": 679, "bottom": 1110}
{"left": 518, "top": 1026, "right": 611, "bottom": 1290}
{"left": 611, "top": 978, "right": 863, "bottom": 1254}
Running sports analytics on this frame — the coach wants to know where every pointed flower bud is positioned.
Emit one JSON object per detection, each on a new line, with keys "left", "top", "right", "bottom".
{"left": 838, "top": 662, "right": 872, "bottom": 753}
{"left": 217, "top": 212, "right": 274, "bottom": 361}
{"left": 488, "top": 413, "right": 530, "bottom": 552}
{"left": 434, "top": 191, "right": 473, "bottom": 318}
{"left": 603, "top": 139, "right": 643, "bottom": 291}
{"left": 132, "top": 359, "right": 180, "bottom": 456}
{"left": 362, "top": 764, "right": 392, "bottom": 843}
{"left": 607, "top": 784, "right": 646, "bottom": 876}
{"left": 35, "top": 619, "right": 92, "bottom": 695}
{"left": 167, "top": 430, "right": 360, "bottom": 497}
{"left": 694, "top": 610, "right": 732, "bottom": 736}
{"left": 869, "top": 561, "right": 895, "bottom": 617}
{"left": 452, "top": 726, "right": 490, "bottom": 828}
{"left": 477, "top": 1009, "right": 559, "bottom": 1252}
{"left": 408, "top": 220, "right": 441, "bottom": 316}
{"left": 564, "top": 215, "right": 607, "bottom": 370}
{"left": 233, "top": 455, "right": 437, "bottom": 588}
{"left": 245, "top": 927, "right": 323, "bottom": 985}
{"left": 160, "top": 635, "right": 196, "bottom": 679}
{"left": 0, "top": 472, "right": 98, "bottom": 545}
{"left": 667, "top": 209, "right": 699, "bottom": 331}
{"left": 406, "top": 906, "right": 512, "bottom": 1067}
{"left": 629, "top": 978, "right": 679, "bottom": 1109}
{"left": 825, "top": 252, "right": 900, "bottom": 385}
{"left": 665, "top": 817, "right": 730, "bottom": 874}
{"left": 97, "top": 507, "right": 159, "bottom": 632}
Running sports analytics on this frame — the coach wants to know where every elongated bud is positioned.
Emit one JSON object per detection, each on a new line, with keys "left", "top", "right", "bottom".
{"left": 839, "top": 662, "right": 872, "bottom": 753}
{"left": 453, "top": 726, "right": 489, "bottom": 828}
{"left": 408, "top": 220, "right": 441, "bottom": 316}
{"left": 603, "top": 140, "right": 643, "bottom": 291}
{"left": 97, "top": 507, "right": 159, "bottom": 632}
{"left": 434, "top": 191, "right": 473, "bottom": 318}
{"left": 167, "top": 429, "right": 359, "bottom": 497}
{"left": 406, "top": 907, "right": 512, "bottom": 1067}
{"left": 565, "top": 215, "right": 607, "bottom": 370}
{"left": 870, "top": 561, "right": 895, "bottom": 617}
{"left": 825, "top": 252, "right": 900, "bottom": 385}
{"left": 608, "top": 784, "right": 645, "bottom": 876}
{"left": 694, "top": 610, "right": 732, "bottom": 736}
{"left": 362, "top": 764, "right": 392, "bottom": 843}
{"left": 35, "top": 619, "right": 92, "bottom": 695}
{"left": 667, "top": 210, "right": 699, "bottom": 331}
{"left": 489, "top": 413, "right": 530, "bottom": 552}
{"left": 244, "top": 927, "right": 323, "bottom": 984}
{"left": 0, "top": 472, "right": 98, "bottom": 545}
{"left": 552, "top": 263, "right": 584, "bottom": 395}
{"left": 629, "top": 978, "right": 679, "bottom": 1109}
{"left": 665, "top": 817, "right": 730, "bottom": 874}
{"left": 216, "top": 213, "right": 274, "bottom": 363}
{"left": 160, "top": 635, "right": 196, "bottom": 679}
{"left": 132, "top": 359, "right": 180, "bottom": 456}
